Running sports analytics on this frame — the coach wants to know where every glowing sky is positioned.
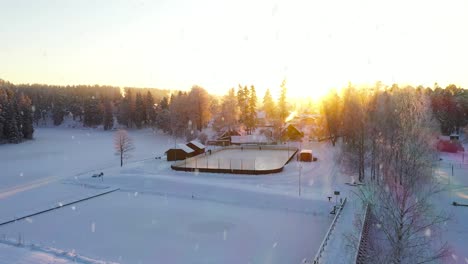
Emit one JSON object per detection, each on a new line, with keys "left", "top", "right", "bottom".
{"left": 1, "top": 0, "right": 467, "bottom": 98}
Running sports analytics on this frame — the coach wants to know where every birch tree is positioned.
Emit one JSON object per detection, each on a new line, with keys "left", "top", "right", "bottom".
{"left": 114, "top": 129, "right": 134, "bottom": 167}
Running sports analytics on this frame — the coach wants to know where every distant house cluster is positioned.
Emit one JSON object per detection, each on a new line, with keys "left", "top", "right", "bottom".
{"left": 165, "top": 140, "right": 206, "bottom": 161}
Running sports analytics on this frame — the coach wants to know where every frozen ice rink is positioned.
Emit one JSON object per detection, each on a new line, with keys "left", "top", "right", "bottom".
{"left": 173, "top": 146, "right": 297, "bottom": 173}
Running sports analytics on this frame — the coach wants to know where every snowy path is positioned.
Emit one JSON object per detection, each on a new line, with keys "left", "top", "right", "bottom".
{"left": 318, "top": 193, "right": 362, "bottom": 263}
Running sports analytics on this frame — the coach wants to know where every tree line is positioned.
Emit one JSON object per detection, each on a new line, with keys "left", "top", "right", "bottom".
{"left": 0, "top": 84, "right": 34, "bottom": 143}
{"left": 0, "top": 79, "right": 293, "bottom": 144}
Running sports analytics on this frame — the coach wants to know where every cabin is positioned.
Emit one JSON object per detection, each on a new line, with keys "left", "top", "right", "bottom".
{"left": 207, "top": 129, "right": 241, "bottom": 146}
{"left": 165, "top": 144, "right": 195, "bottom": 161}
{"left": 186, "top": 140, "right": 206, "bottom": 155}
{"left": 281, "top": 124, "right": 304, "bottom": 141}
{"left": 298, "top": 149, "right": 313, "bottom": 162}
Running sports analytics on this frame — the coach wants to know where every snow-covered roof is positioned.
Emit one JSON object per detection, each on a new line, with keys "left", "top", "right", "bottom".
{"left": 300, "top": 149, "right": 312, "bottom": 154}
{"left": 231, "top": 135, "right": 269, "bottom": 144}
{"left": 177, "top": 144, "right": 194, "bottom": 153}
{"left": 189, "top": 140, "right": 205, "bottom": 149}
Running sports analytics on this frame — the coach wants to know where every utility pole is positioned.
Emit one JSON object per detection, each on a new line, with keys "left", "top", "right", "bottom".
{"left": 298, "top": 164, "right": 302, "bottom": 196}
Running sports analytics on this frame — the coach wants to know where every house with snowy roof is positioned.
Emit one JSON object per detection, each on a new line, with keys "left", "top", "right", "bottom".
{"left": 165, "top": 144, "right": 195, "bottom": 161}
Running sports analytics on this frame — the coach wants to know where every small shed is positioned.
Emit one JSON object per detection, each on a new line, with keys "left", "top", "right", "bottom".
{"left": 450, "top": 133, "right": 460, "bottom": 141}
{"left": 187, "top": 140, "right": 206, "bottom": 155}
{"left": 166, "top": 144, "right": 195, "bottom": 161}
{"left": 299, "top": 149, "right": 313, "bottom": 162}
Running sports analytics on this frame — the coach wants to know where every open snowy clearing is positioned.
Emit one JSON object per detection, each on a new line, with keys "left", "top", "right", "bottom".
{"left": 0, "top": 128, "right": 350, "bottom": 263}
{"left": 433, "top": 151, "right": 468, "bottom": 263}
{"left": 0, "top": 190, "right": 330, "bottom": 264}
{"left": 0, "top": 128, "right": 174, "bottom": 190}
{"left": 3, "top": 128, "right": 467, "bottom": 263}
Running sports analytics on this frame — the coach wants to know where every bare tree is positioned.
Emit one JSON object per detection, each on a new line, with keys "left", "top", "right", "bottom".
{"left": 340, "top": 84, "right": 370, "bottom": 182}
{"left": 114, "top": 129, "right": 134, "bottom": 167}
{"left": 351, "top": 87, "right": 449, "bottom": 264}
{"left": 321, "top": 89, "right": 341, "bottom": 146}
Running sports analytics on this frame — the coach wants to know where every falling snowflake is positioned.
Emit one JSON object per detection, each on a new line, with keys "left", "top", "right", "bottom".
{"left": 91, "top": 222, "right": 96, "bottom": 233}
{"left": 71, "top": 135, "right": 75, "bottom": 140}
{"left": 134, "top": 192, "right": 139, "bottom": 197}
{"left": 451, "top": 254, "right": 458, "bottom": 261}
{"left": 384, "top": 185, "right": 390, "bottom": 193}
{"left": 19, "top": 172, "right": 24, "bottom": 177}
{"left": 424, "top": 228, "right": 431, "bottom": 237}
{"left": 25, "top": 217, "right": 33, "bottom": 223}
{"left": 272, "top": 242, "right": 278, "bottom": 248}
{"left": 71, "top": 206, "right": 76, "bottom": 211}
{"left": 223, "top": 230, "right": 227, "bottom": 241}
{"left": 58, "top": 202, "right": 63, "bottom": 207}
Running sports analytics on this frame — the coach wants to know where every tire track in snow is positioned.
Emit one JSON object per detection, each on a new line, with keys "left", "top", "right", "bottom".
{"left": 0, "top": 176, "right": 60, "bottom": 200}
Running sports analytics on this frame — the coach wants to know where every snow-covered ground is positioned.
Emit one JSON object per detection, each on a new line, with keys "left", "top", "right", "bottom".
{"left": 0, "top": 128, "right": 174, "bottom": 190}
{"left": 0, "top": 128, "right": 356, "bottom": 264}
{"left": 434, "top": 151, "right": 468, "bottom": 264}
{"left": 0, "top": 243, "right": 74, "bottom": 264}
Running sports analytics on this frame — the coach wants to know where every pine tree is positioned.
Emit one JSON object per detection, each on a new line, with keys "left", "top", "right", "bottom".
{"left": 159, "top": 96, "right": 169, "bottom": 110}
{"left": 117, "top": 89, "right": 134, "bottom": 128}
{"left": 0, "top": 89, "right": 7, "bottom": 141}
{"left": 237, "top": 85, "right": 248, "bottom": 125}
{"left": 145, "top": 91, "right": 156, "bottom": 126}
{"left": 134, "top": 92, "right": 146, "bottom": 129}
{"left": 4, "top": 101, "right": 21, "bottom": 143}
{"left": 52, "top": 96, "right": 65, "bottom": 126}
{"left": 83, "top": 96, "right": 104, "bottom": 127}
{"left": 278, "top": 79, "right": 289, "bottom": 124}
{"left": 103, "top": 99, "right": 113, "bottom": 130}
{"left": 17, "top": 93, "right": 34, "bottom": 139}
{"left": 262, "top": 88, "right": 276, "bottom": 120}
{"left": 246, "top": 85, "right": 257, "bottom": 134}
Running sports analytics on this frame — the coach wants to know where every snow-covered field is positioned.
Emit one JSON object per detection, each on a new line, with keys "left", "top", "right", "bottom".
{"left": 0, "top": 128, "right": 174, "bottom": 190}
{"left": 0, "top": 128, "right": 352, "bottom": 264}
{"left": 433, "top": 151, "right": 468, "bottom": 264}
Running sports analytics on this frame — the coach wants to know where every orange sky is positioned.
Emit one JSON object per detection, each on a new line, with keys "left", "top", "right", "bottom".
{"left": 1, "top": 0, "right": 468, "bottom": 99}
